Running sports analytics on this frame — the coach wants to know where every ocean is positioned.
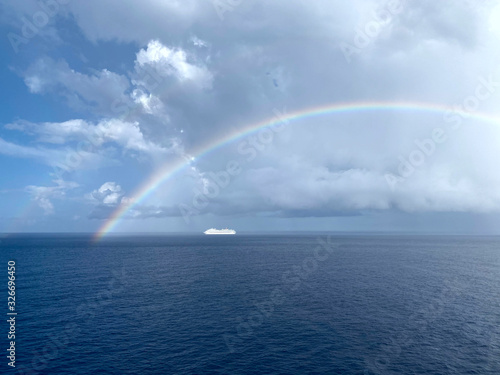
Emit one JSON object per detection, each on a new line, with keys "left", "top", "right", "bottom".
{"left": 1, "top": 234, "right": 499, "bottom": 374}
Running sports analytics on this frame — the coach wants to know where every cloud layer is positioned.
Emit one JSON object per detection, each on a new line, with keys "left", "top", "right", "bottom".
{"left": 2, "top": 0, "right": 500, "bottom": 232}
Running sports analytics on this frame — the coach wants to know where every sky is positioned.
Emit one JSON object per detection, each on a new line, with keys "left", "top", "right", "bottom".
{"left": 1, "top": 0, "right": 500, "bottom": 235}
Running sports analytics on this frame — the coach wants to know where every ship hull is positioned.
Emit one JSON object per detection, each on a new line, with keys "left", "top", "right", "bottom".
{"left": 204, "top": 228, "right": 236, "bottom": 235}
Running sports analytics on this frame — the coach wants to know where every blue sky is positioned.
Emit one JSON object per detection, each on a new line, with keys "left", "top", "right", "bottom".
{"left": 1, "top": 0, "right": 500, "bottom": 234}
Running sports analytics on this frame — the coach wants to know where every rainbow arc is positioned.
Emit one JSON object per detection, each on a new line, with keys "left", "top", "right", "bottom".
{"left": 94, "top": 101, "right": 500, "bottom": 240}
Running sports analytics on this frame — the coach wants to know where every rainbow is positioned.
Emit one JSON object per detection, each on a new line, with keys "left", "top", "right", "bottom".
{"left": 93, "top": 100, "right": 500, "bottom": 240}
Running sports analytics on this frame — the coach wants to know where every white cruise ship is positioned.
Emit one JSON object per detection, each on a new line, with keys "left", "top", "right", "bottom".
{"left": 204, "top": 228, "right": 236, "bottom": 235}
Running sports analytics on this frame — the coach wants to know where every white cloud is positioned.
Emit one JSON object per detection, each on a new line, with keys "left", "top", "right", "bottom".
{"left": 23, "top": 57, "right": 132, "bottom": 115}
{"left": 190, "top": 35, "right": 208, "bottom": 48}
{"left": 26, "top": 179, "right": 79, "bottom": 215}
{"left": 488, "top": 2, "right": 500, "bottom": 38}
{"left": 87, "top": 182, "right": 124, "bottom": 206}
{"left": 85, "top": 182, "right": 181, "bottom": 220}
{"left": 131, "top": 89, "right": 165, "bottom": 115}
{"left": 0, "top": 136, "right": 108, "bottom": 171}
{"left": 6, "top": 118, "right": 175, "bottom": 158}
{"left": 134, "top": 40, "right": 213, "bottom": 89}
{"left": 19, "top": 39, "right": 213, "bottom": 150}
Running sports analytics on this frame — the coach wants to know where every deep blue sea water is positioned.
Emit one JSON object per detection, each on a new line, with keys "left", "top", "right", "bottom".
{"left": 1, "top": 234, "right": 500, "bottom": 374}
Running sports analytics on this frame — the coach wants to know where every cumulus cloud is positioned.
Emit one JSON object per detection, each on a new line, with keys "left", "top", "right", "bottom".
{"left": 134, "top": 40, "right": 213, "bottom": 89}
{"left": 19, "top": 39, "right": 214, "bottom": 151}
{"left": 86, "top": 182, "right": 181, "bottom": 220}
{"left": 88, "top": 182, "right": 124, "bottom": 205}
{"left": 86, "top": 182, "right": 126, "bottom": 219}
{"left": 26, "top": 179, "right": 79, "bottom": 215}
{"left": 22, "top": 40, "right": 213, "bottom": 118}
